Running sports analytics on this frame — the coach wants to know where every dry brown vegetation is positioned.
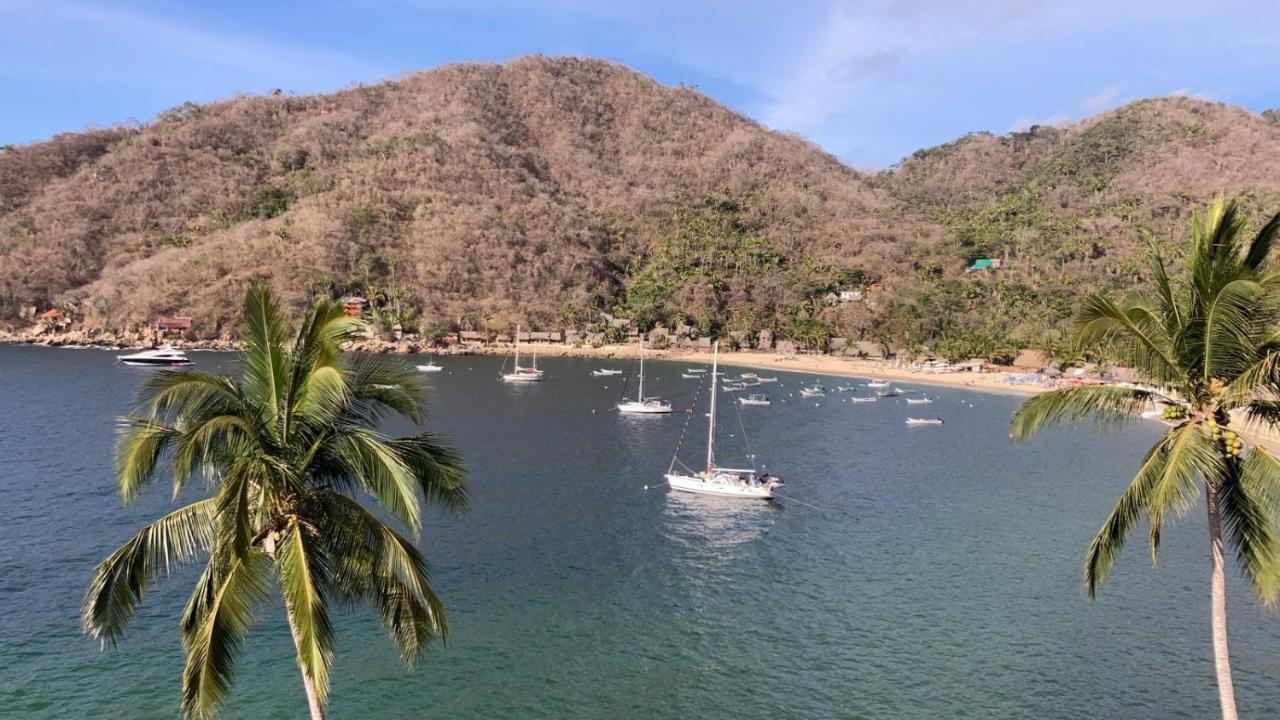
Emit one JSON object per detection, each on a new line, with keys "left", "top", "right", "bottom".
{"left": 3, "top": 57, "right": 1279, "bottom": 351}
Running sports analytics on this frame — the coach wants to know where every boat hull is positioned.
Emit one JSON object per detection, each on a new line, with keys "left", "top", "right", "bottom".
{"left": 617, "top": 401, "right": 672, "bottom": 414}
{"left": 119, "top": 358, "right": 194, "bottom": 367}
{"left": 665, "top": 473, "right": 775, "bottom": 499}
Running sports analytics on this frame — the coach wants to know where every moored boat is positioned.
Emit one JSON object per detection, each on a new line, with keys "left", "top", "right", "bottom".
{"left": 117, "top": 346, "right": 193, "bottom": 367}
{"left": 738, "top": 394, "right": 771, "bottom": 406}
{"left": 905, "top": 417, "right": 944, "bottom": 426}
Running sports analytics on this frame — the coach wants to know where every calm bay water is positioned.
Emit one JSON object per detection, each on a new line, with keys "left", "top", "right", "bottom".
{"left": 1, "top": 345, "right": 1278, "bottom": 718}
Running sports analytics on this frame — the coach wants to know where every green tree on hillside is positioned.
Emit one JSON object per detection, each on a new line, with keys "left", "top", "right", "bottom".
{"left": 83, "top": 286, "right": 467, "bottom": 719}
{"left": 1010, "top": 198, "right": 1280, "bottom": 720}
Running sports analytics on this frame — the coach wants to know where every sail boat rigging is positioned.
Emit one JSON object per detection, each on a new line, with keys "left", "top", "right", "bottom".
{"left": 665, "top": 341, "right": 781, "bottom": 499}
{"left": 501, "top": 324, "right": 544, "bottom": 382}
{"left": 617, "top": 336, "right": 672, "bottom": 413}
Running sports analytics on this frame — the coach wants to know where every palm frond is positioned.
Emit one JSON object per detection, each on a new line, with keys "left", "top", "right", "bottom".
{"left": 343, "top": 353, "right": 426, "bottom": 425}
{"left": 1243, "top": 209, "right": 1280, "bottom": 270}
{"left": 239, "top": 282, "right": 290, "bottom": 432}
{"left": 1083, "top": 434, "right": 1171, "bottom": 596}
{"left": 388, "top": 433, "right": 469, "bottom": 513}
{"left": 115, "top": 416, "right": 182, "bottom": 503}
{"left": 327, "top": 427, "right": 422, "bottom": 532}
{"left": 1142, "top": 423, "right": 1217, "bottom": 545}
{"left": 83, "top": 499, "right": 217, "bottom": 646}
{"left": 1225, "top": 448, "right": 1280, "bottom": 603}
{"left": 180, "top": 553, "right": 271, "bottom": 719}
{"left": 279, "top": 517, "right": 336, "bottom": 711}
{"left": 1073, "top": 294, "right": 1181, "bottom": 384}
{"left": 316, "top": 492, "right": 447, "bottom": 663}
{"left": 1203, "top": 278, "right": 1265, "bottom": 381}
{"left": 1010, "top": 385, "right": 1155, "bottom": 441}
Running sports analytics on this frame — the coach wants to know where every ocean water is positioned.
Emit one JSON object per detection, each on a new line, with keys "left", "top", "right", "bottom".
{"left": 1, "top": 345, "right": 1278, "bottom": 719}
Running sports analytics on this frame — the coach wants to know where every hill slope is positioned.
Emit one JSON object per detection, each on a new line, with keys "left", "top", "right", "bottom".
{"left": 0, "top": 56, "right": 930, "bottom": 341}
{"left": 4, "top": 58, "right": 1280, "bottom": 354}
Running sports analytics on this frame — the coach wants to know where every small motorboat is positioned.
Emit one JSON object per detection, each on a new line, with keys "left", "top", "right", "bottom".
{"left": 592, "top": 368, "right": 623, "bottom": 377}
{"left": 681, "top": 373, "right": 704, "bottom": 379}
{"left": 877, "top": 387, "right": 903, "bottom": 397}
{"left": 867, "top": 380, "right": 892, "bottom": 389}
{"left": 684, "top": 368, "right": 706, "bottom": 374}
{"left": 906, "top": 397, "right": 933, "bottom": 405}
{"left": 417, "top": 362, "right": 444, "bottom": 373}
{"left": 739, "top": 394, "right": 771, "bottom": 406}
{"left": 799, "top": 385, "right": 826, "bottom": 398}
{"left": 756, "top": 376, "right": 778, "bottom": 383}
{"left": 722, "top": 382, "right": 746, "bottom": 392}
{"left": 117, "top": 346, "right": 193, "bottom": 367}
{"left": 905, "top": 417, "right": 944, "bottom": 426}
{"left": 849, "top": 396, "right": 878, "bottom": 403}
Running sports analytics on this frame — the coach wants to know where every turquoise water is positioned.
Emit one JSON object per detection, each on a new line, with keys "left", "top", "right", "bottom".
{"left": 1, "top": 346, "right": 1278, "bottom": 718}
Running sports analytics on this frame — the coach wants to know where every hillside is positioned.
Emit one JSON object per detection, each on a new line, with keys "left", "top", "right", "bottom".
{"left": 870, "top": 96, "right": 1280, "bottom": 356}
{"left": 4, "top": 57, "right": 1280, "bottom": 357}
{"left": 0, "top": 56, "right": 931, "bottom": 343}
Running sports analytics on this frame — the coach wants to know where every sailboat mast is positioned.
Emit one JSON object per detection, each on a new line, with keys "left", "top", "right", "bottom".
{"left": 514, "top": 323, "right": 520, "bottom": 369}
{"left": 637, "top": 336, "right": 644, "bottom": 402}
{"left": 706, "top": 340, "right": 717, "bottom": 473}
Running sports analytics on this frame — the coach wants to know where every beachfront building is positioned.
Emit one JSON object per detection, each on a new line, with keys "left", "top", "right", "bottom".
{"left": 154, "top": 315, "right": 193, "bottom": 337}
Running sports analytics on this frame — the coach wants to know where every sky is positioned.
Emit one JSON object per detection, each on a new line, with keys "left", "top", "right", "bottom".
{"left": 1, "top": 0, "right": 1278, "bottom": 168}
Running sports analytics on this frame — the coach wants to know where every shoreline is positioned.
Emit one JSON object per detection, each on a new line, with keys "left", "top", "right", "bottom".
{"left": 1, "top": 335, "right": 1052, "bottom": 397}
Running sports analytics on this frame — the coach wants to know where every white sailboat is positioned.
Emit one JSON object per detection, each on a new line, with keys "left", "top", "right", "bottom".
{"left": 665, "top": 341, "right": 781, "bottom": 499}
{"left": 416, "top": 361, "right": 443, "bottom": 372}
{"left": 617, "top": 337, "right": 672, "bottom": 413}
{"left": 501, "top": 324, "right": 544, "bottom": 382}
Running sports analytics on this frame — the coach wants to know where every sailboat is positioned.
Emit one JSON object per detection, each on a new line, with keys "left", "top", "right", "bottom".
{"left": 617, "top": 337, "right": 672, "bottom": 413}
{"left": 501, "top": 324, "right": 544, "bottom": 382}
{"left": 665, "top": 341, "right": 781, "bottom": 499}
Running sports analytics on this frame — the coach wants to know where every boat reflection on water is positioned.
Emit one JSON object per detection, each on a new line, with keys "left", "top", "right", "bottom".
{"left": 660, "top": 490, "right": 781, "bottom": 568}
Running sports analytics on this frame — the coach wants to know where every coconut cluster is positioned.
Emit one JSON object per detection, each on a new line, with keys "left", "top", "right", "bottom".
{"left": 1207, "top": 418, "right": 1245, "bottom": 457}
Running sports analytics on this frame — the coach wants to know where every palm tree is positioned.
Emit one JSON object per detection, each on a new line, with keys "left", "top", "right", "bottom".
{"left": 82, "top": 285, "right": 467, "bottom": 720}
{"left": 1010, "top": 198, "right": 1280, "bottom": 720}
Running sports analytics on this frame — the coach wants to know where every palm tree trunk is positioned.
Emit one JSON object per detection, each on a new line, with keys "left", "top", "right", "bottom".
{"left": 1205, "top": 480, "right": 1238, "bottom": 720}
{"left": 285, "top": 602, "right": 326, "bottom": 720}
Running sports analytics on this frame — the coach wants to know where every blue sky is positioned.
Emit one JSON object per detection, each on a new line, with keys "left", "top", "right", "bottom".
{"left": 2, "top": 0, "right": 1278, "bottom": 168}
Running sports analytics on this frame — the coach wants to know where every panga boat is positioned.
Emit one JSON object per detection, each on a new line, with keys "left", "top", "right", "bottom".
{"left": 905, "top": 397, "right": 933, "bottom": 405}
{"left": 866, "top": 380, "right": 892, "bottom": 389}
{"left": 849, "top": 396, "right": 878, "bottom": 403}
{"left": 681, "top": 372, "right": 704, "bottom": 379}
{"left": 592, "top": 368, "right": 623, "bottom": 377}
{"left": 416, "top": 362, "right": 443, "bottom": 373}
{"left": 756, "top": 376, "right": 778, "bottom": 383}
{"left": 738, "top": 394, "right": 771, "bottom": 406}
{"left": 905, "top": 417, "right": 944, "bottom": 426}
{"left": 876, "top": 387, "right": 903, "bottom": 397}
{"left": 117, "top": 346, "right": 193, "bottom": 367}
{"left": 617, "top": 338, "right": 672, "bottom": 414}
{"left": 799, "top": 385, "right": 826, "bottom": 398}
{"left": 684, "top": 368, "right": 706, "bottom": 374}
{"left": 501, "top": 324, "right": 544, "bottom": 382}
{"left": 665, "top": 341, "right": 782, "bottom": 499}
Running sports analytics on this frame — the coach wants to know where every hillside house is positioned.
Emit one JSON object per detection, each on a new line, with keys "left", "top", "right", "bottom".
{"left": 341, "top": 296, "right": 368, "bottom": 317}
{"left": 39, "top": 309, "right": 70, "bottom": 330}
{"left": 458, "top": 330, "right": 486, "bottom": 343}
{"left": 154, "top": 315, "right": 193, "bottom": 337}
{"left": 966, "top": 258, "right": 1002, "bottom": 272}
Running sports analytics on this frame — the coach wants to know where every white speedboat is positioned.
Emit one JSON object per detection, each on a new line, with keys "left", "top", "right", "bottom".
{"left": 618, "top": 338, "right": 672, "bottom": 414}
{"left": 739, "top": 394, "right": 771, "bottom": 406}
{"left": 117, "top": 346, "right": 193, "bottom": 367}
{"left": 849, "top": 396, "right": 878, "bottom": 403}
{"left": 684, "top": 368, "right": 706, "bottom": 374}
{"left": 799, "top": 385, "right": 826, "bottom": 398}
{"left": 665, "top": 341, "right": 781, "bottom": 500}
{"left": 681, "top": 373, "right": 704, "bottom": 379}
{"left": 416, "top": 361, "right": 443, "bottom": 373}
{"left": 501, "top": 324, "right": 544, "bottom": 382}
{"left": 867, "top": 380, "right": 892, "bottom": 389}
{"left": 906, "top": 417, "right": 944, "bottom": 426}
{"left": 592, "top": 368, "right": 623, "bottom": 377}
{"left": 756, "top": 377, "right": 778, "bottom": 383}
{"left": 877, "top": 387, "right": 903, "bottom": 397}
{"left": 906, "top": 397, "right": 933, "bottom": 405}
